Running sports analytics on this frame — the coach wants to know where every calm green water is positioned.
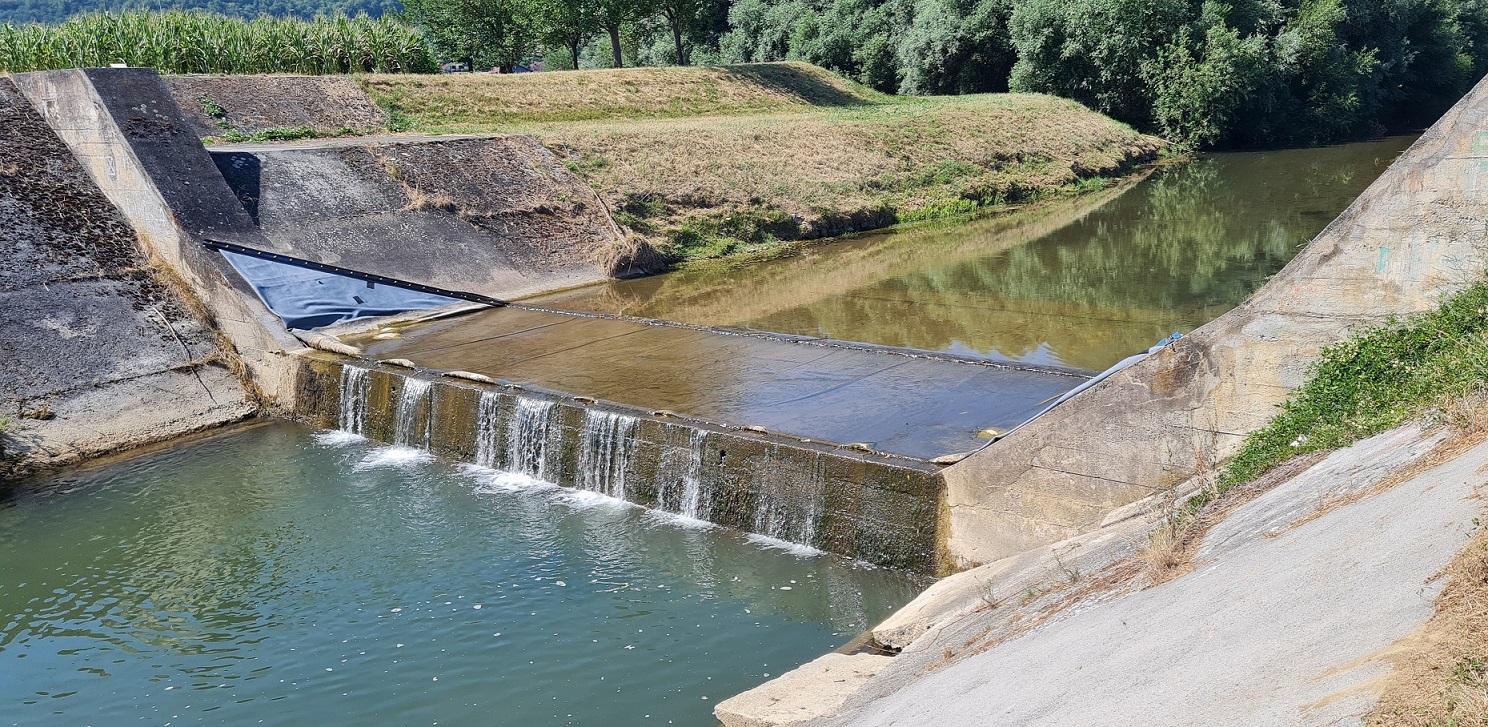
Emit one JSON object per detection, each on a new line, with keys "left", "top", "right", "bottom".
{"left": 0, "top": 422, "right": 923, "bottom": 726}
{"left": 534, "top": 137, "right": 1417, "bottom": 371}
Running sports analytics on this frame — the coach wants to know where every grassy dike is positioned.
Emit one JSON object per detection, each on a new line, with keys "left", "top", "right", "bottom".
{"left": 357, "top": 63, "right": 1165, "bottom": 264}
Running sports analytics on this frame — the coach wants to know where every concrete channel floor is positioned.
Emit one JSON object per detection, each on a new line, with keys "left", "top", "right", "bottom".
{"left": 347, "top": 306, "right": 1087, "bottom": 460}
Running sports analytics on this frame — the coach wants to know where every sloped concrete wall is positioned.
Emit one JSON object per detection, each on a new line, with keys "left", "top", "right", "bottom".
{"left": 10, "top": 68, "right": 307, "bottom": 407}
{"left": 942, "top": 75, "right": 1488, "bottom": 568}
{"left": 212, "top": 136, "right": 628, "bottom": 300}
{"left": 0, "top": 76, "right": 254, "bottom": 477}
{"left": 165, "top": 75, "right": 388, "bottom": 138}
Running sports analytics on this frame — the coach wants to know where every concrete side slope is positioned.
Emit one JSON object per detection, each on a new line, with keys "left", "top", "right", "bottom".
{"left": 11, "top": 68, "right": 308, "bottom": 405}
{"left": 210, "top": 135, "right": 630, "bottom": 300}
{"left": 817, "top": 424, "right": 1486, "bottom": 726}
{"left": 165, "top": 75, "right": 389, "bottom": 138}
{"left": 942, "top": 73, "right": 1488, "bottom": 568}
{"left": 0, "top": 77, "right": 254, "bottom": 478}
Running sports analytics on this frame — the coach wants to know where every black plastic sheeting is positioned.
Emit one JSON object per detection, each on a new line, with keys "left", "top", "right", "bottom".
{"left": 222, "top": 250, "right": 463, "bottom": 330}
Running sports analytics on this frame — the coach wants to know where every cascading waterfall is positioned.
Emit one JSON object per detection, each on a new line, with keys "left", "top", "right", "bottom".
{"left": 339, "top": 366, "right": 371, "bottom": 436}
{"left": 474, "top": 391, "right": 502, "bottom": 469}
{"left": 752, "top": 450, "right": 824, "bottom": 547}
{"left": 677, "top": 429, "right": 708, "bottom": 520}
{"left": 325, "top": 366, "right": 850, "bottom": 559}
{"left": 393, "top": 378, "right": 433, "bottom": 448}
{"left": 506, "top": 397, "right": 556, "bottom": 479}
{"left": 578, "top": 410, "right": 638, "bottom": 499}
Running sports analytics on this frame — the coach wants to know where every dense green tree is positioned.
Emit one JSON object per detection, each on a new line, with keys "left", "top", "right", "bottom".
{"left": 897, "top": 0, "right": 1013, "bottom": 94}
{"left": 595, "top": 0, "right": 652, "bottom": 65}
{"left": 534, "top": 0, "right": 597, "bottom": 66}
{"left": 1009, "top": 0, "right": 1196, "bottom": 127}
{"left": 403, "top": 0, "right": 534, "bottom": 69}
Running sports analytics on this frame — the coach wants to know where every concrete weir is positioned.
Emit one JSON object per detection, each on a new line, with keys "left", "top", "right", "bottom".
{"left": 292, "top": 355, "right": 946, "bottom": 571}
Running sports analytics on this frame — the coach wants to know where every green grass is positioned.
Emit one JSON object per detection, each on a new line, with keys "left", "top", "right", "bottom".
{"left": 1216, "top": 279, "right": 1488, "bottom": 495}
{"left": 0, "top": 10, "right": 434, "bottom": 74}
{"left": 206, "top": 126, "right": 349, "bottom": 144}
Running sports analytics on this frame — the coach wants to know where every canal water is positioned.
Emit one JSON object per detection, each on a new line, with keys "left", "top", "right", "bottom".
{"left": 1, "top": 137, "right": 1414, "bottom": 726}
{"left": 533, "top": 136, "right": 1417, "bottom": 372}
{"left": 0, "top": 422, "right": 924, "bottom": 726}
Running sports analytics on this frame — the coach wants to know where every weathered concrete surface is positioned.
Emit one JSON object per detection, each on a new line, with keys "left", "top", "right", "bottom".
{"left": 11, "top": 68, "right": 308, "bottom": 407}
{"left": 345, "top": 306, "right": 1085, "bottom": 460}
{"left": 715, "top": 653, "right": 893, "bottom": 727}
{"left": 209, "top": 134, "right": 632, "bottom": 299}
{"left": 792, "top": 425, "right": 1485, "bottom": 726}
{"left": 0, "top": 76, "right": 254, "bottom": 477}
{"left": 942, "top": 72, "right": 1488, "bottom": 568}
{"left": 165, "top": 75, "right": 388, "bottom": 138}
{"left": 869, "top": 500, "right": 1158, "bottom": 650}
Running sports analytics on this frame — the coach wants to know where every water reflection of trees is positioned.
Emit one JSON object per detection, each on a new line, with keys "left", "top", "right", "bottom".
{"left": 540, "top": 138, "right": 1410, "bottom": 371}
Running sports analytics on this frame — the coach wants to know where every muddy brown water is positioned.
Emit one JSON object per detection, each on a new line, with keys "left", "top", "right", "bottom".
{"left": 532, "top": 137, "right": 1417, "bottom": 372}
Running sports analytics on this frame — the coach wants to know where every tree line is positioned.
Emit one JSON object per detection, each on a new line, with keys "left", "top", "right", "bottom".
{"left": 404, "top": 0, "right": 1488, "bottom": 147}
{"left": 5, "top": 0, "right": 1487, "bottom": 148}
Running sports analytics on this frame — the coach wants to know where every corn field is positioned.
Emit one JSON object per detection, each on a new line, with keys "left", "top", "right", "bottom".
{"left": 0, "top": 11, "right": 437, "bottom": 74}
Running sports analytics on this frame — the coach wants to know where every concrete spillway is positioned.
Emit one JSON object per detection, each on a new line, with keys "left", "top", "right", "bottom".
{"left": 294, "top": 357, "right": 947, "bottom": 571}
{"left": 344, "top": 306, "right": 1085, "bottom": 461}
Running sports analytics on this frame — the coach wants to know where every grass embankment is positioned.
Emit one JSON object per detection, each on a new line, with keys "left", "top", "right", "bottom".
{"left": 359, "top": 62, "right": 1164, "bottom": 263}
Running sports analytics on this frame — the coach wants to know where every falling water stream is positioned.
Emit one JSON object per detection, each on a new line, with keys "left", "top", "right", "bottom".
{"left": 578, "top": 410, "right": 640, "bottom": 500}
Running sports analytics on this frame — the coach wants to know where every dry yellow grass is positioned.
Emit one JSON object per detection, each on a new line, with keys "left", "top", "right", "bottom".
{"left": 358, "top": 62, "right": 879, "bottom": 127}
{"left": 1368, "top": 522, "right": 1488, "bottom": 726}
{"left": 358, "top": 62, "right": 1162, "bottom": 262}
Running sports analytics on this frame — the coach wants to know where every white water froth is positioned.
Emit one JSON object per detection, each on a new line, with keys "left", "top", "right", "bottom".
{"left": 315, "top": 430, "right": 365, "bottom": 446}
{"left": 355, "top": 445, "right": 434, "bottom": 470}
{"left": 393, "top": 379, "right": 434, "bottom": 448}
{"left": 746, "top": 533, "right": 826, "bottom": 557}
{"left": 464, "top": 465, "right": 557, "bottom": 494}
{"left": 644, "top": 509, "right": 716, "bottom": 531}
{"left": 550, "top": 487, "right": 638, "bottom": 511}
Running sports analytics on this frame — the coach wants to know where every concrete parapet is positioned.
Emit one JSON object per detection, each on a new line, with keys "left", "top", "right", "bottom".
{"left": 10, "top": 68, "right": 307, "bottom": 407}
{"left": 942, "top": 74, "right": 1488, "bottom": 568}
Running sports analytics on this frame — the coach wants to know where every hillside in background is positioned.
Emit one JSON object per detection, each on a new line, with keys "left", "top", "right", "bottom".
{"left": 0, "top": 0, "right": 398, "bottom": 23}
{"left": 167, "top": 62, "right": 1161, "bottom": 265}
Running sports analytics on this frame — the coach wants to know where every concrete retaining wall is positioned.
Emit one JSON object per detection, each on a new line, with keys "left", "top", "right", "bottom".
{"left": 942, "top": 74, "right": 1488, "bottom": 568}
{"left": 10, "top": 68, "right": 308, "bottom": 407}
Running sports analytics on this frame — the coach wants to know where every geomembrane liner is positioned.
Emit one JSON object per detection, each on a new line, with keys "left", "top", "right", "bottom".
{"left": 221, "top": 249, "right": 464, "bottom": 330}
